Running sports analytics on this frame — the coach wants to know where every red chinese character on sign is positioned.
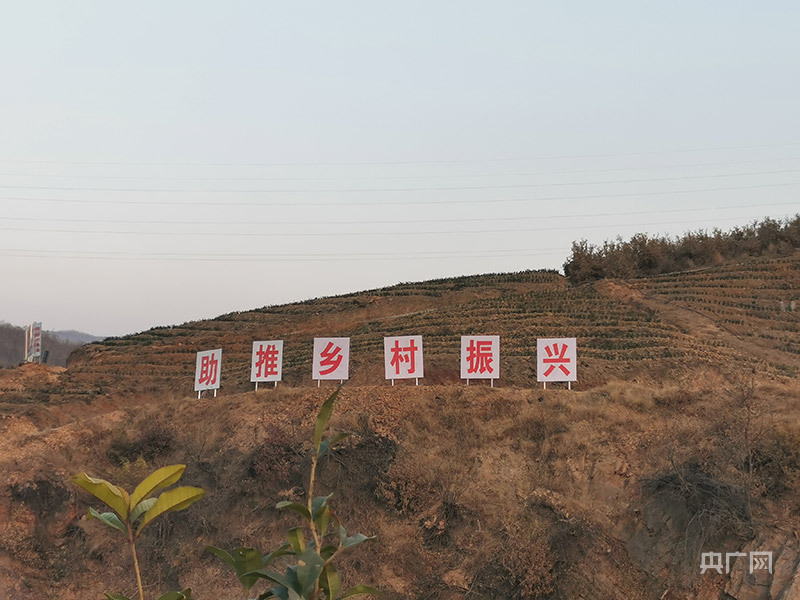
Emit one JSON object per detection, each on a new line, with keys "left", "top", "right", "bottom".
{"left": 255, "top": 344, "right": 280, "bottom": 378}
{"left": 389, "top": 338, "right": 418, "bottom": 375}
{"left": 198, "top": 353, "right": 219, "bottom": 385}
{"left": 542, "top": 342, "right": 571, "bottom": 377}
{"left": 466, "top": 339, "right": 494, "bottom": 374}
{"left": 319, "top": 342, "right": 343, "bottom": 375}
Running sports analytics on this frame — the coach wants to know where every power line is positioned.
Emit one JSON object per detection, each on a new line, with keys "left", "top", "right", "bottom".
{"left": 1, "top": 140, "right": 799, "bottom": 167}
{"left": 0, "top": 249, "right": 567, "bottom": 263}
{"left": 0, "top": 201, "right": 794, "bottom": 228}
{"left": 1, "top": 168, "right": 799, "bottom": 193}
{"left": 0, "top": 156, "right": 797, "bottom": 182}
{"left": 2, "top": 181, "right": 800, "bottom": 208}
{"left": 0, "top": 214, "right": 787, "bottom": 238}
{"left": 0, "top": 246, "right": 566, "bottom": 257}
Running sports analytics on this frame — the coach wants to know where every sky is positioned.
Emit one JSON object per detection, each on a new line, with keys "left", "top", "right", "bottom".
{"left": 1, "top": 1, "right": 799, "bottom": 337}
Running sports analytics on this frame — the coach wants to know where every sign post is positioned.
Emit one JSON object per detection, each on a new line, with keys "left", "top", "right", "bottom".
{"left": 460, "top": 335, "right": 500, "bottom": 386}
{"left": 384, "top": 335, "right": 424, "bottom": 385}
{"left": 312, "top": 337, "right": 350, "bottom": 385}
{"left": 537, "top": 338, "right": 577, "bottom": 389}
{"left": 250, "top": 340, "right": 283, "bottom": 391}
{"left": 194, "top": 349, "right": 222, "bottom": 398}
{"left": 25, "top": 322, "right": 42, "bottom": 363}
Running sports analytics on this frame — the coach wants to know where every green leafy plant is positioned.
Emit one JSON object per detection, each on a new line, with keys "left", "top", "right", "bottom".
{"left": 208, "top": 387, "right": 379, "bottom": 599}
{"left": 71, "top": 464, "right": 205, "bottom": 600}
{"left": 205, "top": 545, "right": 294, "bottom": 600}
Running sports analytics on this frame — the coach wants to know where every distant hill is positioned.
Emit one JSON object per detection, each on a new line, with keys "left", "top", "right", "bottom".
{"left": 51, "top": 330, "right": 105, "bottom": 345}
{"left": 0, "top": 323, "right": 99, "bottom": 367}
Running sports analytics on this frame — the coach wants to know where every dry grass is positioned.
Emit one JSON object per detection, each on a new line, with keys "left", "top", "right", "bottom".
{"left": 1, "top": 303, "right": 799, "bottom": 599}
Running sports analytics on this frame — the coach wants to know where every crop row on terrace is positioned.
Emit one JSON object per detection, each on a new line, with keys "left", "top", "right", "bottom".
{"left": 631, "top": 258, "right": 799, "bottom": 362}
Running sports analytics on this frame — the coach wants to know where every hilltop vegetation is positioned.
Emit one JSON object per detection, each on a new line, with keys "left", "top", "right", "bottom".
{"left": 564, "top": 215, "right": 800, "bottom": 284}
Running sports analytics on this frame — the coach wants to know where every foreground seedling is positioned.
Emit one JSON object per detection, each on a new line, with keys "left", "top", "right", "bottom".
{"left": 208, "top": 387, "right": 380, "bottom": 600}
{"left": 72, "top": 464, "right": 205, "bottom": 600}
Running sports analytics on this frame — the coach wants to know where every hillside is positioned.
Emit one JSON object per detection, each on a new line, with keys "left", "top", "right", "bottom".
{"left": 1, "top": 253, "right": 799, "bottom": 600}
{"left": 50, "top": 254, "right": 800, "bottom": 402}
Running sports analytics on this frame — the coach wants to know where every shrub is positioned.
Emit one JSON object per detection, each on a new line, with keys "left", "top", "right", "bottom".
{"left": 641, "top": 461, "right": 752, "bottom": 566}
{"left": 750, "top": 424, "right": 800, "bottom": 498}
{"left": 108, "top": 427, "right": 173, "bottom": 467}
{"left": 564, "top": 215, "right": 800, "bottom": 284}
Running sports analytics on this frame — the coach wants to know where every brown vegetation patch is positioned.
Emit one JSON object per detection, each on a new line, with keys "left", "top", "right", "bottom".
{"left": 640, "top": 462, "right": 753, "bottom": 568}
{"left": 107, "top": 426, "right": 174, "bottom": 466}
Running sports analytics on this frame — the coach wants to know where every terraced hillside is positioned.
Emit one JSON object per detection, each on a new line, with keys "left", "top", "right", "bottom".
{"left": 634, "top": 254, "right": 800, "bottom": 362}
{"left": 33, "top": 255, "right": 796, "bottom": 405}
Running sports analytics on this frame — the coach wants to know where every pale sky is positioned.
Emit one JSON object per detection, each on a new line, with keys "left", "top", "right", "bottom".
{"left": 1, "top": 1, "right": 799, "bottom": 336}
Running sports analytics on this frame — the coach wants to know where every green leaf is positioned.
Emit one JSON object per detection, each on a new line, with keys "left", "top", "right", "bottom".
{"left": 287, "top": 527, "right": 305, "bottom": 554}
{"left": 320, "top": 562, "right": 341, "bottom": 600}
{"left": 88, "top": 508, "right": 127, "bottom": 535}
{"left": 207, "top": 546, "right": 263, "bottom": 589}
{"left": 320, "top": 544, "right": 338, "bottom": 560}
{"left": 311, "top": 494, "right": 333, "bottom": 519}
{"left": 156, "top": 590, "right": 192, "bottom": 600}
{"left": 72, "top": 473, "right": 129, "bottom": 519}
{"left": 231, "top": 548, "right": 264, "bottom": 590}
{"left": 263, "top": 543, "right": 295, "bottom": 565}
{"left": 295, "top": 548, "right": 325, "bottom": 595}
{"left": 130, "top": 464, "right": 186, "bottom": 509}
{"left": 246, "top": 568, "right": 292, "bottom": 589}
{"left": 205, "top": 545, "right": 235, "bottom": 568}
{"left": 129, "top": 497, "right": 157, "bottom": 523}
{"left": 104, "top": 594, "right": 132, "bottom": 600}
{"left": 314, "top": 387, "right": 340, "bottom": 451}
{"left": 318, "top": 432, "right": 353, "bottom": 459}
{"left": 275, "top": 501, "right": 311, "bottom": 521}
{"left": 340, "top": 584, "right": 381, "bottom": 598}
{"left": 315, "top": 506, "right": 332, "bottom": 537}
{"left": 340, "top": 533, "right": 374, "bottom": 551}
{"left": 285, "top": 565, "right": 302, "bottom": 593}
{"left": 312, "top": 494, "right": 334, "bottom": 536}
{"left": 136, "top": 486, "right": 205, "bottom": 534}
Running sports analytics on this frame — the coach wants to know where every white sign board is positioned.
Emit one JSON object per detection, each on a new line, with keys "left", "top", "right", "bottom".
{"left": 195, "top": 348, "right": 222, "bottom": 391}
{"left": 26, "top": 322, "right": 42, "bottom": 360}
{"left": 250, "top": 340, "right": 283, "bottom": 382}
{"left": 384, "top": 335, "right": 424, "bottom": 380}
{"left": 460, "top": 335, "right": 500, "bottom": 380}
{"left": 537, "top": 338, "right": 577, "bottom": 382}
{"left": 312, "top": 337, "right": 350, "bottom": 381}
